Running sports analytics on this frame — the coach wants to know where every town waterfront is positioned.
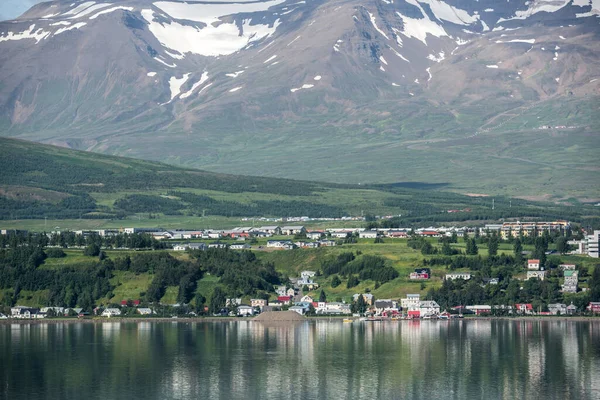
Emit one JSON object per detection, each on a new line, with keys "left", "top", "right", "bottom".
{"left": 1, "top": 319, "right": 599, "bottom": 399}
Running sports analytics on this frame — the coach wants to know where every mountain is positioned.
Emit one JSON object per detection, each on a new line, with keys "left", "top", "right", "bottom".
{"left": 0, "top": 0, "right": 599, "bottom": 200}
{"left": 3, "top": 137, "right": 597, "bottom": 228}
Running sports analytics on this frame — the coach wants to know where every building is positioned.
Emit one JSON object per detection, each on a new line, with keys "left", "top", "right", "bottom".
{"left": 330, "top": 231, "right": 351, "bottom": 239}
{"left": 445, "top": 273, "right": 471, "bottom": 281}
{"left": 587, "top": 302, "right": 600, "bottom": 313}
{"left": 352, "top": 293, "right": 374, "bottom": 305}
{"left": 465, "top": 305, "right": 492, "bottom": 315}
{"left": 266, "top": 240, "right": 294, "bottom": 250}
{"left": 560, "top": 264, "right": 577, "bottom": 270}
{"left": 499, "top": 221, "right": 570, "bottom": 240}
{"left": 410, "top": 268, "right": 430, "bottom": 280}
{"left": 420, "top": 301, "right": 440, "bottom": 316}
{"left": 587, "top": 230, "right": 600, "bottom": 258}
{"left": 401, "top": 294, "right": 421, "bottom": 311}
{"left": 280, "top": 226, "right": 306, "bottom": 236}
{"left": 225, "top": 298, "right": 242, "bottom": 307}
{"left": 230, "top": 243, "right": 251, "bottom": 250}
{"left": 11, "top": 306, "right": 41, "bottom": 319}
{"left": 527, "top": 270, "right": 547, "bottom": 280}
{"left": 137, "top": 308, "right": 154, "bottom": 315}
{"left": 251, "top": 299, "right": 268, "bottom": 308}
{"left": 101, "top": 308, "right": 122, "bottom": 317}
{"left": 289, "top": 306, "right": 306, "bottom": 315}
{"left": 237, "top": 306, "right": 254, "bottom": 316}
{"left": 515, "top": 304, "right": 534, "bottom": 315}
{"left": 528, "top": 259, "right": 540, "bottom": 270}
{"left": 562, "top": 270, "right": 578, "bottom": 293}
{"left": 567, "top": 303, "right": 578, "bottom": 315}
{"left": 306, "top": 232, "right": 324, "bottom": 240}
{"left": 548, "top": 304, "right": 567, "bottom": 315}
{"left": 482, "top": 278, "right": 499, "bottom": 285}
{"left": 359, "top": 230, "right": 379, "bottom": 239}
{"left": 257, "top": 226, "right": 281, "bottom": 235}
{"left": 300, "top": 295, "right": 314, "bottom": 303}
{"left": 374, "top": 300, "right": 398, "bottom": 315}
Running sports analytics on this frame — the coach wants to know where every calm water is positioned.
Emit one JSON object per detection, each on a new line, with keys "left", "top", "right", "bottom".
{"left": 1, "top": 319, "right": 599, "bottom": 400}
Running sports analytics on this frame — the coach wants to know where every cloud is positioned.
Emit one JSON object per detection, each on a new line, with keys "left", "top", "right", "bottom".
{"left": 0, "top": 0, "right": 47, "bottom": 21}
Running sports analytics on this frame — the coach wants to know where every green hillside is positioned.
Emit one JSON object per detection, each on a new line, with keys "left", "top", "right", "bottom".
{"left": 0, "top": 137, "right": 598, "bottom": 231}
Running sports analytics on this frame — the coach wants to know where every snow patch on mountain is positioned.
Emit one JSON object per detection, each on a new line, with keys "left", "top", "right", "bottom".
{"left": 495, "top": 39, "right": 536, "bottom": 43}
{"left": 498, "top": 0, "right": 571, "bottom": 22}
{"left": 181, "top": 72, "right": 209, "bottom": 99}
{"left": 367, "top": 10, "right": 390, "bottom": 40}
{"left": 415, "top": 0, "right": 479, "bottom": 25}
{"left": 89, "top": 6, "right": 134, "bottom": 20}
{"left": 290, "top": 83, "right": 314, "bottom": 92}
{"left": 226, "top": 71, "right": 245, "bottom": 78}
{"left": 395, "top": 3, "right": 448, "bottom": 46}
{"left": 0, "top": 25, "right": 49, "bottom": 43}
{"left": 63, "top": 2, "right": 97, "bottom": 17}
{"left": 153, "top": 0, "right": 285, "bottom": 24}
{"left": 141, "top": 9, "right": 281, "bottom": 57}
{"left": 55, "top": 22, "right": 87, "bottom": 35}
{"left": 229, "top": 86, "right": 243, "bottom": 92}
{"left": 69, "top": 3, "right": 112, "bottom": 19}
{"left": 167, "top": 73, "right": 190, "bottom": 102}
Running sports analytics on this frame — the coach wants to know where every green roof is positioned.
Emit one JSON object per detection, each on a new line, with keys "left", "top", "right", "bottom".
{"left": 564, "top": 270, "right": 576, "bottom": 277}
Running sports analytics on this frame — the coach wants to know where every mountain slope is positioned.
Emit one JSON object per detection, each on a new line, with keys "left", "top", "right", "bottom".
{"left": 0, "top": 0, "right": 599, "bottom": 199}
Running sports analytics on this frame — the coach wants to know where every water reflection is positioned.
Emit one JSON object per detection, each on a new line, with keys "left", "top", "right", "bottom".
{"left": 1, "top": 320, "right": 599, "bottom": 399}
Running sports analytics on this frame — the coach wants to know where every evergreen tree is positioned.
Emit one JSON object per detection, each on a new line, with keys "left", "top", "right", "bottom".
{"left": 209, "top": 287, "right": 226, "bottom": 315}
{"left": 331, "top": 275, "right": 341, "bottom": 288}
{"left": 513, "top": 239, "right": 523, "bottom": 263}
{"left": 347, "top": 275, "right": 359, "bottom": 289}
{"left": 319, "top": 290, "right": 327, "bottom": 302}
{"left": 488, "top": 235, "right": 499, "bottom": 256}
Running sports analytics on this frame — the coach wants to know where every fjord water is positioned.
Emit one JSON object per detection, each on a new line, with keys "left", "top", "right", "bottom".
{"left": 1, "top": 320, "right": 599, "bottom": 399}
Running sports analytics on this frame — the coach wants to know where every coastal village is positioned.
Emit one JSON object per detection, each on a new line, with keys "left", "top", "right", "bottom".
{"left": 1, "top": 221, "right": 599, "bottom": 321}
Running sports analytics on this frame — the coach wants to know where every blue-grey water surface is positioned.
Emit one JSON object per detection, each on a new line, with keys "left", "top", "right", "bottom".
{"left": 1, "top": 319, "right": 599, "bottom": 399}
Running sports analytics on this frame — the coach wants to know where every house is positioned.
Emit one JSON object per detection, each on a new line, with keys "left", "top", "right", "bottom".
{"left": 420, "top": 230, "right": 441, "bottom": 238}
{"left": 401, "top": 294, "right": 421, "bottom": 311}
{"left": 587, "top": 302, "right": 600, "bottom": 313}
{"left": 41, "top": 307, "right": 65, "bottom": 315}
{"left": 300, "top": 270, "right": 316, "bottom": 280}
{"left": 101, "top": 308, "right": 122, "bottom": 317}
{"left": 226, "top": 298, "right": 242, "bottom": 307}
{"left": 300, "top": 295, "right": 314, "bottom": 303}
{"left": 237, "top": 305, "right": 254, "bottom": 316}
{"left": 11, "top": 306, "right": 40, "bottom": 319}
{"left": 64, "top": 308, "right": 83, "bottom": 316}
{"left": 329, "top": 231, "right": 351, "bottom": 239}
{"left": 548, "top": 303, "right": 567, "bottom": 315}
{"left": 527, "top": 259, "right": 540, "bottom": 270}
{"left": 387, "top": 230, "right": 408, "bottom": 238}
{"left": 286, "top": 288, "right": 296, "bottom": 297}
{"left": 306, "top": 231, "right": 324, "bottom": 240}
{"left": 515, "top": 304, "right": 534, "bottom": 315}
{"left": 353, "top": 293, "right": 374, "bottom": 305}
{"left": 445, "top": 273, "right": 471, "bottom": 281}
{"left": 318, "top": 240, "right": 337, "bottom": 247}
{"left": 0, "top": 313, "right": 7, "bottom": 319}
{"left": 277, "top": 296, "right": 292, "bottom": 305}
{"left": 120, "top": 300, "right": 140, "bottom": 307}
{"left": 465, "top": 305, "right": 492, "bottom": 315}
{"left": 275, "top": 285, "right": 288, "bottom": 296}
{"left": 257, "top": 226, "right": 281, "bottom": 235}
{"left": 560, "top": 264, "right": 577, "bottom": 270}
{"left": 566, "top": 303, "right": 577, "bottom": 315}
{"left": 268, "top": 301, "right": 283, "bottom": 309}
{"left": 483, "top": 278, "right": 499, "bottom": 285}
{"left": 281, "top": 226, "right": 306, "bottom": 236}
{"left": 289, "top": 306, "right": 306, "bottom": 315}
{"left": 527, "top": 270, "right": 546, "bottom": 280}
{"left": 137, "top": 308, "right": 154, "bottom": 315}
{"left": 267, "top": 240, "right": 294, "bottom": 250}
{"left": 410, "top": 268, "right": 430, "bottom": 280}
{"left": 251, "top": 299, "right": 267, "bottom": 308}
{"left": 359, "top": 230, "right": 379, "bottom": 239}
{"left": 420, "top": 301, "right": 440, "bottom": 316}
{"left": 562, "top": 270, "right": 579, "bottom": 293}
{"left": 208, "top": 243, "right": 228, "bottom": 249}
{"left": 374, "top": 300, "right": 398, "bottom": 315}
{"left": 230, "top": 243, "right": 251, "bottom": 250}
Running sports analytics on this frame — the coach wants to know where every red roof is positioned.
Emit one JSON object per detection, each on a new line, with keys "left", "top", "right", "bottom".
{"left": 515, "top": 303, "right": 533, "bottom": 310}
{"left": 278, "top": 296, "right": 291, "bottom": 302}
{"left": 528, "top": 259, "right": 540, "bottom": 263}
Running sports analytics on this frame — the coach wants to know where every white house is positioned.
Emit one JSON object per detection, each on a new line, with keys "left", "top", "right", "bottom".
{"left": 251, "top": 299, "right": 268, "bottom": 308}
{"left": 281, "top": 226, "right": 306, "bottom": 236}
{"left": 306, "top": 232, "right": 324, "bottom": 240}
{"left": 528, "top": 259, "right": 540, "bottom": 270}
{"left": 226, "top": 298, "right": 242, "bottom": 307}
{"left": 445, "top": 273, "right": 471, "bottom": 281}
{"left": 237, "top": 305, "right": 254, "bottom": 316}
{"left": 230, "top": 243, "right": 251, "bottom": 250}
{"left": 420, "top": 301, "right": 440, "bottom": 316}
{"left": 359, "top": 230, "right": 379, "bottom": 239}
{"left": 137, "top": 308, "right": 154, "bottom": 315}
{"left": 527, "top": 270, "right": 546, "bottom": 280}
{"left": 300, "top": 295, "right": 314, "bottom": 303}
{"left": 548, "top": 303, "right": 567, "bottom": 315}
{"left": 102, "top": 308, "right": 122, "bottom": 317}
{"left": 289, "top": 306, "right": 306, "bottom": 315}
{"left": 401, "top": 294, "right": 421, "bottom": 311}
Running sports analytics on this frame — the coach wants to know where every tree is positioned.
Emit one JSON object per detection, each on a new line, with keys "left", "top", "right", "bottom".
{"left": 302, "top": 285, "right": 309, "bottom": 294}
{"left": 441, "top": 241, "right": 453, "bottom": 256}
{"left": 352, "top": 294, "right": 367, "bottom": 314}
{"left": 590, "top": 266, "right": 600, "bottom": 302}
{"left": 347, "top": 275, "right": 359, "bottom": 289}
{"left": 513, "top": 239, "right": 523, "bottom": 263}
{"left": 488, "top": 235, "right": 499, "bottom": 257}
{"left": 331, "top": 275, "right": 341, "bottom": 288}
{"left": 466, "top": 238, "right": 478, "bottom": 255}
{"left": 451, "top": 232, "right": 458, "bottom": 244}
{"left": 319, "top": 290, "right": 326, "bottom": 302}
{"left": 83, "top": 243, "right": 100, "bottom": 257}
{"left": 374, "top": 237, "right": 384, "bottom": 244}
{"left": 209, "top": 287, "right": 226, "bottom": 315}
{"left": 556, "top": 237, "right": 569, "bottom": 254}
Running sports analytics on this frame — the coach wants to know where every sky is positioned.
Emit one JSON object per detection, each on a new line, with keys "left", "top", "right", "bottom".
{"left": 0, "top": 0, "right": 45, "bottom": 21}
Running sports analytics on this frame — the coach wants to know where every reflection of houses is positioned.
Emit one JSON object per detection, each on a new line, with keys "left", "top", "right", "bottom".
{"left": 410, "top": 268, "right": 430, "bottom": 280}
{"left": 548, "top": 304, "right": 567, "bottom": 315}
{"left": 527, "top": 270, "right": 546, "bottom": 280}
{"left": 562, "top": 270, "right": 578, "bottom": 293}
{"left": 445, "top": 273, "right": 471, "bottom": 281}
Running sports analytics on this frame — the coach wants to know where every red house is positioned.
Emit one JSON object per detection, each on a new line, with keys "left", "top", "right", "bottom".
{"left": 120, "top": 299, "right": 140, "bottom": 307}
{"left": 515, "top": 303, "right": 534, "bottom": 314}
{"left": 278, "top": 296, "right": 291, "bottom": 304}
{"left": 587, "top": 302, "right": 600, "bottom": 313}
{"left": 408, "top": 310, "right": 421, "bottom": 318}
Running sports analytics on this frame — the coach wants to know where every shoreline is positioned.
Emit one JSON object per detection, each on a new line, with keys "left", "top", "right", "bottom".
{"left": 1, "top": 315, "right": 599, "bottom": 325}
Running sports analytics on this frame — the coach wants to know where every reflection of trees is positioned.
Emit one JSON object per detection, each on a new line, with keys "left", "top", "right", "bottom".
{"left": 1, "top": 320, "right": 598, "bottom": 398}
